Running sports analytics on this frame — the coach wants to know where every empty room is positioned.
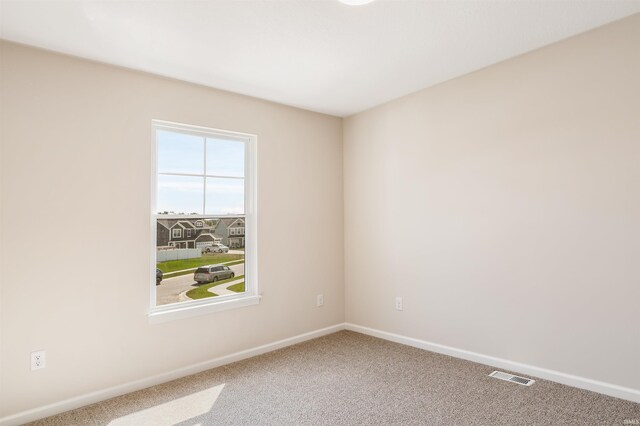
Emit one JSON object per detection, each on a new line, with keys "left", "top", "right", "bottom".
{"left": 1, "top": 1, "right": 639, "bottom": 425}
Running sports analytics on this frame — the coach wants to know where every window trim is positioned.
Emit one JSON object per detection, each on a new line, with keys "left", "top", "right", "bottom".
{"left": 149, "top": 120, "right": 259, "bottom": 322}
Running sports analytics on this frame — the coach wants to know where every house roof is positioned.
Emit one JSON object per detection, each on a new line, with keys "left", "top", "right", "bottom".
{"left": 195, "top": 233, "right": 218, "bottom": 241}
{"left": 217, "top": 217, "right": 245, "bottom": 227}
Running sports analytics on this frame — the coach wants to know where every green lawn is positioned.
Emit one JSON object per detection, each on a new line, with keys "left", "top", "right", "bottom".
{"left": 227, "top": 282, "right": 245, "bottom": 293}
{"left": 157, "top": 253, "right": 243, "bottom": 274}
{"left": 186, "top": 275, "right": 245, "bottom": 300}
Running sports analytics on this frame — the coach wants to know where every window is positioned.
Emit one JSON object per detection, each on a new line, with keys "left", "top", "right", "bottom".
{"left": 151, "top": 120, "right": 258, "bottom": 321}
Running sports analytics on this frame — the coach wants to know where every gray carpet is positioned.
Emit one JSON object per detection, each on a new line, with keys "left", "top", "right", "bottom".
{"left": 30, "top": 331, "right": 639, "bottom": 425}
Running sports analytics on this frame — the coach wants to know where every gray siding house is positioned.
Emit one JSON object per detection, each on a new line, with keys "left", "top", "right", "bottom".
{"left": 214, "top": 218, "right": 245, "bottom": 248}
{"left": 156, "top": 218, "right": 221, "bottom": 249}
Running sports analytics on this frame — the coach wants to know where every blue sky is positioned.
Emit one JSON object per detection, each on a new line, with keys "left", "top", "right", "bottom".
{"left": 156, "top": 130, "right": 245, "bottom": 215}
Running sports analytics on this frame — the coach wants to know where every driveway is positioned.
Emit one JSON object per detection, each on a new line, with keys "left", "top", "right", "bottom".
{"left": 156, "top": 263, "right": 245, "bottom": 306}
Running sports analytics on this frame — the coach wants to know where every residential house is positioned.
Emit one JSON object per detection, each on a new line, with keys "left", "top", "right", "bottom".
{"left": 214, "top": 217, "right": 245, "bottom": 248}
{"left": 156, "top": 218, "right": 221, "bottom": 249}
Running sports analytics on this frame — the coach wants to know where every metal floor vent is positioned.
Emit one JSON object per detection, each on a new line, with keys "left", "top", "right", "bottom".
{"left": 489, "top": 371, "right": 535, "bottom": 386}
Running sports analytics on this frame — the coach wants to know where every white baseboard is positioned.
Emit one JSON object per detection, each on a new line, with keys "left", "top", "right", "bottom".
{"left": 0, "top": 323, "right": 344, "bottom": 426}
{"left": 344, "top": 323, "right": 640, "bottom": 403}
{"left": 4, "top": 322, "right": 637, "bottom": 425}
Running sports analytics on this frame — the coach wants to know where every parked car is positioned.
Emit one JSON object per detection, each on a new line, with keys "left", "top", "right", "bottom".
{"left": 204, "top": 243, "right": 229, "bottom": 253}
{"left": 156, "top": 268, "right": 163, "bottom": 285}
{"left": 194, "top": 264, "right": 235, "bottom": 284}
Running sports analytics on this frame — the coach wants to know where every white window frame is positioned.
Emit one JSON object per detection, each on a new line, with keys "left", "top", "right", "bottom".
{"left": 149, "top": 120, "right": 259, "bottom": 323}
{"left": 172, "top": 228, "right": 182, "bottom": 239}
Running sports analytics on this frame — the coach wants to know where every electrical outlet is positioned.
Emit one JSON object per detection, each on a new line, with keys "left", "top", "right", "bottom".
{"left": 317, "top": 294, "right": 324, "bottom": 307}
{"left": 31, "top": 350, "right": 46, "bottom": 371}
{"left": 395, "top": 297, "right": 403, "bottom": 311}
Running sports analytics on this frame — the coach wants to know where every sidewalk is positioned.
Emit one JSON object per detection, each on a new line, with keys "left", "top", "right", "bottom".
{"left": 178, "top": 278, "right": 245, "bottom": 302}
{"left": 207, "top": 278, "right": 244, "bottom": 296}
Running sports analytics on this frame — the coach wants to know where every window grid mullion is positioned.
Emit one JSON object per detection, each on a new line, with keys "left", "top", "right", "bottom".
{"left": 157, "top": 172, "right": 244, "bottom": 180}
{"left": 203, "top": 136, "right": 207, "bottom": 215}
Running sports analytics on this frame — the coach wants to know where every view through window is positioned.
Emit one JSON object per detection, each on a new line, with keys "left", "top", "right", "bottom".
{"left": 153, "top": 121, "right": 252, "bottom": 308}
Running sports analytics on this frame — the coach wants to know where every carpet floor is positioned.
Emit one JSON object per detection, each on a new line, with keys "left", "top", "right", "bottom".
{"left": 29, "top": 331, "right": 639, "bottom": 425}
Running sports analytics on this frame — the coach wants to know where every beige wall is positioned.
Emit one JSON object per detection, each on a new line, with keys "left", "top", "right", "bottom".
{"left": 0, "top": 41, "right": 344, "bottom": 416}
{"left": 344, "top": 14, "right": 640, "bottom": 390}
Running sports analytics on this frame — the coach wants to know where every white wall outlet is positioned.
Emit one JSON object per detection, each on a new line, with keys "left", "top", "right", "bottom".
{"left": 395, "top": 296, "right": 403, "bottom": 311}
{"left": 317, "top": 294, "right": 324, "bottom": 307}
{"left": 31, "top": 350, "right": 46, "bottom": 370}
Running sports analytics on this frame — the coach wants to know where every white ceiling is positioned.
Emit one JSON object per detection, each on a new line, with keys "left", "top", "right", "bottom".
{"left": 1, "top": 1, "right": 639, "bottom": 116}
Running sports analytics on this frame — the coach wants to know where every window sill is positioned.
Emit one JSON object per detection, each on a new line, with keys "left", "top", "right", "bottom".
{"left": 148, "top": 294, "right": 261, "bottom": 324}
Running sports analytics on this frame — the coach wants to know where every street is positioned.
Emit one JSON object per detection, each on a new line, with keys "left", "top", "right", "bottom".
{"left": 156, "top": 262, "right": 245, "bottom": 306}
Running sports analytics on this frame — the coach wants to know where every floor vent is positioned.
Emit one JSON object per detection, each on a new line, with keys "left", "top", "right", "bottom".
{"left": 489, "top": 371, "right": 535, "bottom": 386}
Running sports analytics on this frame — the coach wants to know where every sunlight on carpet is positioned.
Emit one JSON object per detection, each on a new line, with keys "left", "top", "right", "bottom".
{"left": 107, "top": 384, "right": 224, "bottom": 426}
